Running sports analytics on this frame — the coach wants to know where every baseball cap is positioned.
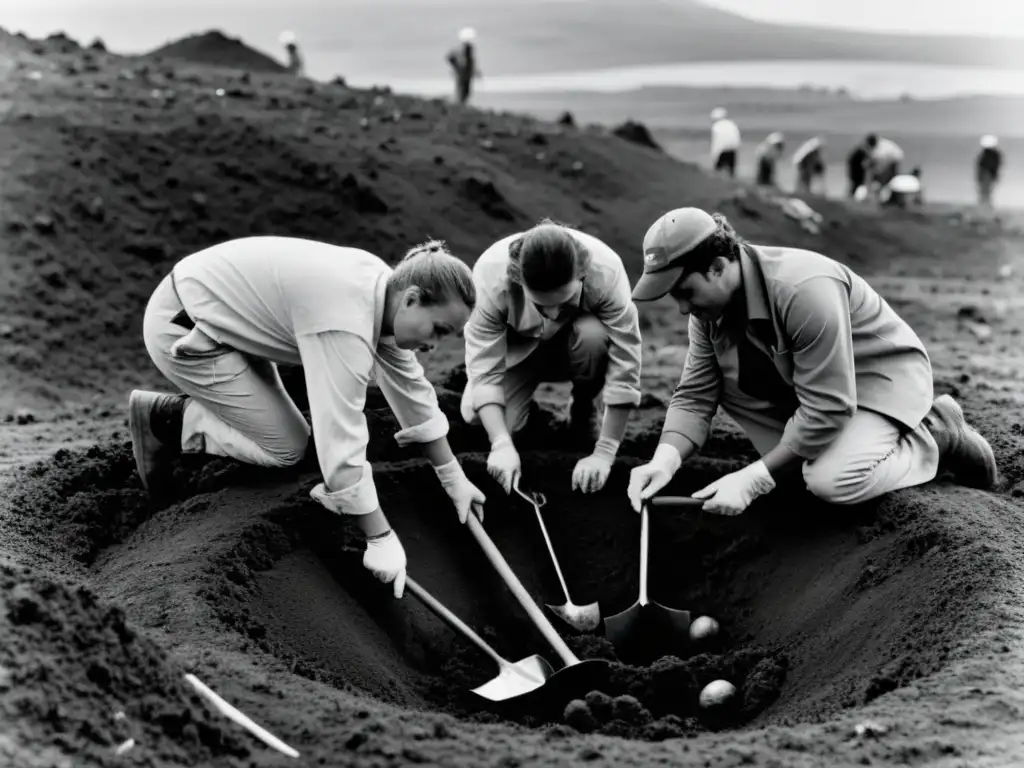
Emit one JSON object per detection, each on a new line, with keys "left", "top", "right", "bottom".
{"left": 632, "top": 208, "right": 718, "bottom": 302}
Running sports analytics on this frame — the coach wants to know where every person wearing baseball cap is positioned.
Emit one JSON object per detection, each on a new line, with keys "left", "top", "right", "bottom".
{"left": 628, "top": 208, "right": 999, "bottom": 516}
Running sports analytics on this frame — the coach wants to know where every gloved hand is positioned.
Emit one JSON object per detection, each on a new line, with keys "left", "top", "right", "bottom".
{"left": 434, "top": 458, "right": 486, "bottom": 524}
{"left": 363, "top": 530, "right": 407, "bottom": 598}
{"left": 692, "top": 460, "right": 776, "bottom": 516}
{"left": 487, "top": 434, "right": 521, "bottom": 494}
{"left": 627, "top": 443, "right": 683, "bottom": 512}
{"left": 572, "top": 436, "right": 620, "bottom": 494}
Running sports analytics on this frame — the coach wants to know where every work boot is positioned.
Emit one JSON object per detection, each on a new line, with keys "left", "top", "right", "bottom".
{"left": 924, "top": 394, "right": 998, "bottom": 490}
{"left": 128, "top": 390, "right": 187, "bottom": 491}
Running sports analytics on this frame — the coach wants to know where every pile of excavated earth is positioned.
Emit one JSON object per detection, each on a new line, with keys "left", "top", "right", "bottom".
{"left": 2, "top": 26, "right": 1024, "bottom": 767}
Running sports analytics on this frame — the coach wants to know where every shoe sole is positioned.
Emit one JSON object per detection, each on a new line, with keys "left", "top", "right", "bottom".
{"left": 128, "top": 390, "right": 151, "bottom": 491}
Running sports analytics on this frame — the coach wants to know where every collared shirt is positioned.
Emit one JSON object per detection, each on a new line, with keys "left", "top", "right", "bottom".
{"left": 711, "top": 118, "right": 742, "bottom": 159}
{"left": 463, "top": 228, "right": 643, "bottom": 411}
{"left": 173, "top": 236, "right": 448, "bottom": 516}
{"left": 662, "top": 245, "right": 933, "bottom": 459}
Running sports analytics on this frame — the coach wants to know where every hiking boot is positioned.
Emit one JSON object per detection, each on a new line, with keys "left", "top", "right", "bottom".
{"left": 925, "top": 394, "right": 998, "bottom": 490}
{"left": 128, "top": 390, "right": 187, "bottom": 490}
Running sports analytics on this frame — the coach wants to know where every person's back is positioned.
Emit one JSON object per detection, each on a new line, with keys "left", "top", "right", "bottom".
{"left": 978, "top": 147, "right": 1002, "bottom": 178}
{"left": 172, "top": 236, "right": 386, "bottom": 363}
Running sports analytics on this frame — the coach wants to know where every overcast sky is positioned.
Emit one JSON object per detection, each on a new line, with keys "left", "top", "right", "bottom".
{"left": 2, "top": 0, "right": 1019, "bottom": 42}
{"left": 702, "top": 0, "right": 1018, "bottom": 36}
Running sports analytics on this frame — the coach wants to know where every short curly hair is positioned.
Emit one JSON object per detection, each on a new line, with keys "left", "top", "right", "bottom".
{"left": 677, "top": 213, "right": 745, "bottom": 281}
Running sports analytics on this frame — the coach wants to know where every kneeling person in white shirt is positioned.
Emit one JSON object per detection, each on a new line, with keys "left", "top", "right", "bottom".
{"left": 129, "top": 236, "right": 486, "bottom": 599}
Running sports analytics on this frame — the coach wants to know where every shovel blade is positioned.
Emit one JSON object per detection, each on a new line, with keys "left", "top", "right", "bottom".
{"left": 605, "top": 603, "right": 692, "bottom": 662}
{"left": 547, "top": 601, "right": 602, "bottom": 633}
{"left": 603, "top": 603, "right": 642, "bottom": 650}
{"left": 471, "top": 654, "right": 555, "bottom": 702}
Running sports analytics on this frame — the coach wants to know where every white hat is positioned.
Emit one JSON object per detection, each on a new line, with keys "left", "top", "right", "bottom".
{"left": 279, "top": 30, "right": 297, "bottom": 46}
{"left": 766, "top": 131, "right": 784, "bottom": 145}
{"left": 710, "top": 107, "right": 727, "bottom": 121}
{"left": 981, "top": 134, "right": 998, "bottom": 148}
{"left": 458, "top": 27, "right": 476, "bottom": 43}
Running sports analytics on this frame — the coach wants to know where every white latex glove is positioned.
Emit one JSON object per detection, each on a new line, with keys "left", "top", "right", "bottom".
{"left": 692, "top": 460, "right": 776, "bottom": 516}
{"left": 627, "top": 443, "right": 683, "bottom": 513}
{"left": 434, "top": 458, "right": 486, "bottom": 524}
{"left": 572, "top": 436, "right": 620, "bottom": 494}
{"left": 487, "top": 434, "right": 521, "bottom": 494}
{"left": 363, "top": 530, "right": 407, "bottom": 598}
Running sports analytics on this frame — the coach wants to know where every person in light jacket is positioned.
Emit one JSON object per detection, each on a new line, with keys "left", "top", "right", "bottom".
{"left": 627, "top": 208, "right": 998, "bottom": 516}
{"left": 129, "top": 236, "right": 486, "bottom": 599}
{"left": 461, "top": 220, "right": 643, "bottom": 495}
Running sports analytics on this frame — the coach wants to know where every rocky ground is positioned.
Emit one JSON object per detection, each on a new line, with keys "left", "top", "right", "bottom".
{"left": 3, "top": 28, "right": 1024, "bottom": 767}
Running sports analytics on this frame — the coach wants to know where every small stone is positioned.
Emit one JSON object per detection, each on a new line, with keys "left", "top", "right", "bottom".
{"left": 15, "top": 408, "right": 36, "bottom": 425}
{"left": 32, "top": 214, "right": 56, "bottom": 234}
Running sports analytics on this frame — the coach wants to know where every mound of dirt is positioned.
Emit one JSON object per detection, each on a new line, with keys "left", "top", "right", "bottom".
{"left": 146, "top": 31, "right": 286, "bottom": 73}
{"left": 611, "top": 120, "right": 661, "bottom": 151}
{"left": 0, "top": 564, "right": 250, "bottom": 766}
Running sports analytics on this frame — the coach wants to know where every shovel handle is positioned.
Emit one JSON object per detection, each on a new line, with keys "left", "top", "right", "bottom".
{"left": 650, "top": 496, "right": 706, "bottom": 508}
{"left": 516, "top": 484, "right": 574, "bottom": 603}
{"left": 639, "top": 504, "right": 650, "bottom": 604}
{"left": 465, "top": 514, "right": 580, "bottom": 667}
{"left": 405, "top": 577, "right": 505, "bottom": 668}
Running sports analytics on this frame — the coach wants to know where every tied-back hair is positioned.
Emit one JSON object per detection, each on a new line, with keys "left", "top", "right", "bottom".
{"left": 388, "top": 239, "right": 476, "bottom": 309}
{"left": 506, "top": 219, "right": 591, "bottom": 292}
{"left": 679, "top": 213, "right": 745, "bottom": 280}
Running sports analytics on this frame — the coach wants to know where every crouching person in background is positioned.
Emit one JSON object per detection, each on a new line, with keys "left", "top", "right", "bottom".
{"left": 461, "top": 220, "right": 643, "bottom": 496}
{"left": 626, "top": 208, "right": 998, "bottom": 516}
{"left": 129, "top": 236, "right": 486, "bottom": 598}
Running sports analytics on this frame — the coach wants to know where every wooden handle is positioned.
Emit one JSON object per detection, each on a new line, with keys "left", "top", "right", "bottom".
{"left": 406, "top": 577, "right": 504, "bottom": 667}
{"left": 465, "top": 514, "right": 580, "bottom": 666}
{"left": 650, "top": 496, "right": 706, "bottom": 508}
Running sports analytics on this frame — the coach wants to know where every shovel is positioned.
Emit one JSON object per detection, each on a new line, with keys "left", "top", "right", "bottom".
{"left": 464, "top": 514, "right": 610, "bottom": 711}
{"left": 405, "top": 576, "right": 554, "bottom": 703}
{"left": 604, "top": 499, "right": 702, "bottom": 659}
{"left": 513, "top": 479, "right": 601, "bottom": 632}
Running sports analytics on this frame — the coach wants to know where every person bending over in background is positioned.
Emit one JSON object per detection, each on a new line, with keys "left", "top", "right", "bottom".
{"left": 847, "top": 144, "right": 869, "bottom": 198}
{"left": 755, "top": 132, "right": 785, "bottom": 188}
{"left": 626, "top": 208, "right": 998, "bottom": 516}
{"left": 864, "top": 133, "right": 904, "bottom": 198}
{"left": 461, "top": 221, "right": 643, "bottom": 496}
{"left": 129, "top": 236, "right": 486, "bottom": 599}
{"left": 792, "top": 136, "right": 826, "bottom": 195}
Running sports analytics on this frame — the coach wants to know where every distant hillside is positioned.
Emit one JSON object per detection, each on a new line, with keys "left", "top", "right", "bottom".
{"left": 147, "top": 30, "right": 285, "bottom": 73}
{"left": 10, "top": 1, "right": 1024, "bottom": 84}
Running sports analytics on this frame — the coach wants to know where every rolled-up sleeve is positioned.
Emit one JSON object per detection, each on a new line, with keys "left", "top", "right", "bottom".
{"left": 463, "top": 288, "right": 509, "bottom": 411}
{"left": 778, "top": 277, "right": 857, "bottom": 459}
{"left": 592, "top": 263, "right": 642, "bottom": 407}
{"left": 661, "top": 316, "right": 723, "bottom": 449}
{"left": 373, "top": 338, "right": 450, "bottom": 446}
{"left": 298, "top": 331, "right": 380, "bottom": 517}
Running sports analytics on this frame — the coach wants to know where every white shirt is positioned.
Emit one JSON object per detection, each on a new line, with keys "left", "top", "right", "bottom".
{"left": 172, "top": 236, "right": 448, "bottom": 517}
{"left": 871, "top": 138, "right": 904, "bottom": 164}
{"left": 464, "top": 229, "right": 642, "bottom": 412}
{"left": 710, "top": 118, "right": 741, "bottom": 159}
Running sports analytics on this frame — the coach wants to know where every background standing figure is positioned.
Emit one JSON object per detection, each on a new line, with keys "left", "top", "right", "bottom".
{"left": 447, "top": 27, "right": 481, "bottom": 105}
{"left": 709, "top": 107, "right": 741, "bottom": 178}
{"left": 279, "top": 30, "right": 305, "bottom": 76}
{"left": 976, "top": 135, "right": 1002, "bottom": 209}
